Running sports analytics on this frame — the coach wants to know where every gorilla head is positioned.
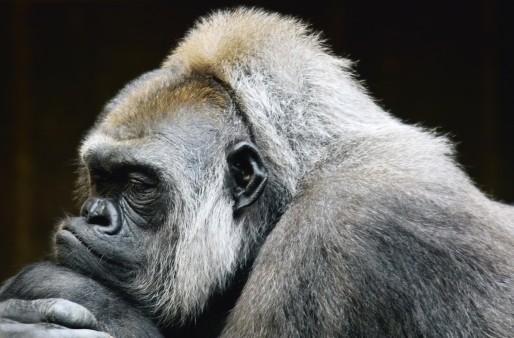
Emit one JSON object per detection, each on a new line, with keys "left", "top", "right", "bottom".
{"left": 56, "top": 8, "right": 365, "bottom": 324}
{"left": 5, "top": 8, "right": 512, "bottom": 337}
{"left": 56, "top": 69, "right": 277, "bottom": 322}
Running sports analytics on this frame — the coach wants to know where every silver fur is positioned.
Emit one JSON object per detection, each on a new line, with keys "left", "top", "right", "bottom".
{"left": 79, "top": 8, "right": 514, "bottom": 336}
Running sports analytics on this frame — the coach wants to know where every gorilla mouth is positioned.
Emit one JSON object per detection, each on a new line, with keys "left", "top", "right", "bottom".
{"left": 57, "top": 228, "right": 128, "bottom": 269}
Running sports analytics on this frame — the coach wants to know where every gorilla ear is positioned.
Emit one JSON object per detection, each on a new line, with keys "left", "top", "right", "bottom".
{"left": 227, "top": 141, "right": 267, "bottom": 213}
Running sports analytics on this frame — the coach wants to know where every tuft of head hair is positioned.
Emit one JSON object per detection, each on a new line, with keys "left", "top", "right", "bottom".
{"left": 162, "top": 8, "right": 395, "bottom": 194}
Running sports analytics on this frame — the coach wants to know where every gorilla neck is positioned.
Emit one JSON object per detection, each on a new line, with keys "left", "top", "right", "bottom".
{"left": 161, "top": 262, "right": 252, "bottom": 337}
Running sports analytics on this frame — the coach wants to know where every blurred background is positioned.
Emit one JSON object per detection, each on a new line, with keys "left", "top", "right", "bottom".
{"left": 0, "top": 0, "right": 512, "bottom": 281}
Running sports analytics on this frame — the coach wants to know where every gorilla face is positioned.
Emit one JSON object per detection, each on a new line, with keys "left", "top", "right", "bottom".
{"left": 54, "top": 71, "right": 268, "bottom": 314}
{"left": 55, "top": 160, "right": 167, "bottom": 285}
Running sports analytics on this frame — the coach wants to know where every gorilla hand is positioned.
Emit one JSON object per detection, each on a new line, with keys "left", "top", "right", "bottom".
{"left": 0, "top": 298, "right": 112, "bottom": 338}
{"left": 0, "top": 262, "right": 162, "bottom": 338}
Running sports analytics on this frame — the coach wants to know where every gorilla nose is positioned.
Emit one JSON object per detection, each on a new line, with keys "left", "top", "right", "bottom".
{"left": 81, "top": 197, "right": 119, "bottom": 230}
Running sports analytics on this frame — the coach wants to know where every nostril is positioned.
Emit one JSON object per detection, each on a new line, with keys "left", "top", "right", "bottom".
{"left": 81, "top": 198, "right": 112, "bottom": 227}
{"left": 88, "top": 214, "right": 111, "bottom": 227}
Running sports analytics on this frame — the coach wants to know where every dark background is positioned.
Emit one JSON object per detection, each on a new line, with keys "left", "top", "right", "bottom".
{"left": 0, "top": 0, "right": 512, "bottom": 282}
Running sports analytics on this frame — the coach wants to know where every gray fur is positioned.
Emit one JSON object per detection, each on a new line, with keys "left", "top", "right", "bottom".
{"left": 160, "top": 8, "right": 512, "bottom": 336}
{"left": 106, "top": 7, "right": 513, "bottom": 335}
{"left": 1, "top": 7, "right": 513, "bottom": 337}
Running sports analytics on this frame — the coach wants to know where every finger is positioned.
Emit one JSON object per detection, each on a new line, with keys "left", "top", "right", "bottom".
{"left": 0, "top": 299, "right": 47, "bottom": 323}
{"left": 37, "top": 299, "right": 98, "bottom": 329}
{"left": 0, "top": 299, "right": 98, "bottom": 329}
{"left": 0, "top": 321, "right": 112, "bottom": 338}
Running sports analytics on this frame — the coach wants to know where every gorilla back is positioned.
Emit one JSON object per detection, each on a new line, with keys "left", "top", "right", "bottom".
{"left": 2, "top": 8, "right": 514, "bottom": 338}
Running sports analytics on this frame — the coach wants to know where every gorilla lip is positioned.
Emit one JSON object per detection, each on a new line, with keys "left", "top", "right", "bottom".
{"left": 57, "top": 228, "right": 127, "bottom": 269}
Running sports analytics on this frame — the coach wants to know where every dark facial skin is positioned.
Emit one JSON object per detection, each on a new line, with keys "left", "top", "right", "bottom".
{"left": 55, "top": 112, "right": 255, "bottom": 288}
{"left": 55, "top": 155, "right": 169, "bottom": 288}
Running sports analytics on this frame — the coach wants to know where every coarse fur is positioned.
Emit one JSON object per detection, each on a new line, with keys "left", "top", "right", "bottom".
{"left": 91, "top": 7, "right": 513, "bottom": 335}
{"left": 1, "top": 7, "right": 513, "bottom": 338}
{"left": 155, "top": 8, "right": 512, "bottom": 335}
{"left": 132, "top": 7, "right": 398, "bottom": 324}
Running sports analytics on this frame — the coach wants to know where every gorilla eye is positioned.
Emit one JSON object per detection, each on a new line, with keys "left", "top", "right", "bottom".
{"left": 126, "top": 172, "right": 157, "bottom": 192}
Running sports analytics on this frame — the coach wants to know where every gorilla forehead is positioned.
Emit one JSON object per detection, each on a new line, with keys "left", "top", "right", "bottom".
{"left": 96, "top": 69, "right": 231, "bottom": 141}
{"left": 79, "top": 71, "right": 236, "bottom": 178}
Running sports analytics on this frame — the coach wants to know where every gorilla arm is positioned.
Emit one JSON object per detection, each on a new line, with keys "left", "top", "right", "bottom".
{"left": 0, "top": 262, "right": 162, "bottom": 338}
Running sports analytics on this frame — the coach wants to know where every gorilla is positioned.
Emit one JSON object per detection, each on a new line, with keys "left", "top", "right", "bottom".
{"left": 1, "top": 7, "right": 513, "bottom": 338}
